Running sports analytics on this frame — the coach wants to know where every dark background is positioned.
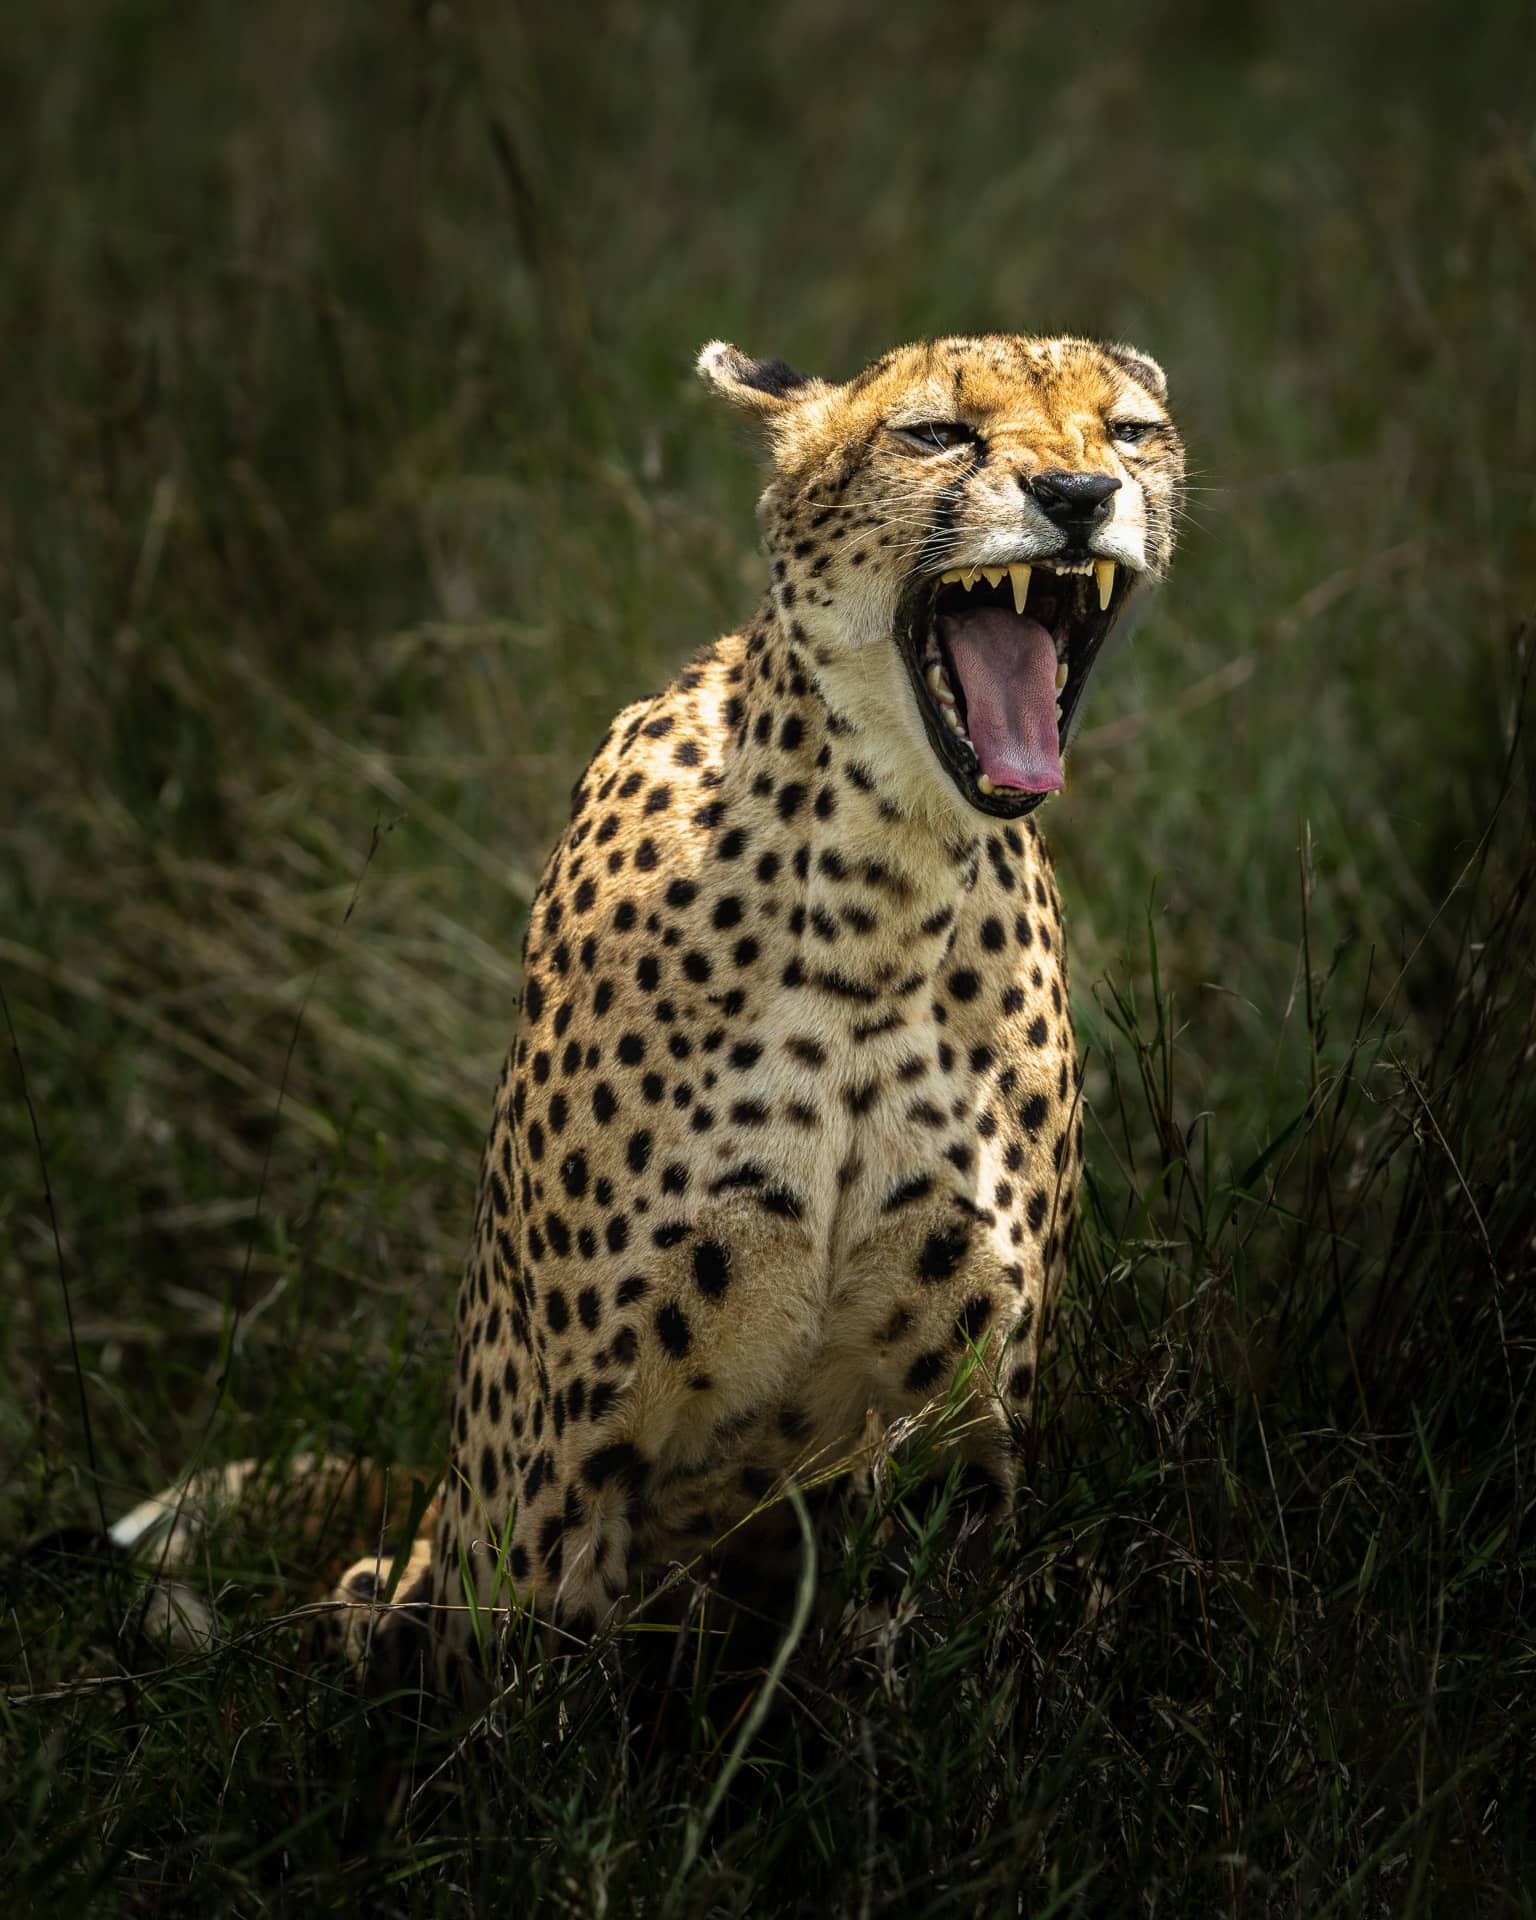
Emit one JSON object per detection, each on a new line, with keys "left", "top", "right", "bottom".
{"left": 4, "top": 2, "right": 1534, "bottom": 1910}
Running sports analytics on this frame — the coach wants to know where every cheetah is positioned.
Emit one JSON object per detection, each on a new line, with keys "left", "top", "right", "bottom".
{"left": 121, "top": 333, "right": 1184, "bottom": 1694}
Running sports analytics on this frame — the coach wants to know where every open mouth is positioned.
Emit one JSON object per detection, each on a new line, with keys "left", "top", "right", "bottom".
{"left": 897, "top": 557, "right": 1134, "bottom": 819}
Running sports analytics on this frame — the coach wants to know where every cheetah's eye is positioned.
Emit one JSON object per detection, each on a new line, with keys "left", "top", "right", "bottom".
{"left": 891, "top": 420, "right": 977, "bottom": 454}
{"left": 1109, "top": 420, "right": 1158, "bottom": 446}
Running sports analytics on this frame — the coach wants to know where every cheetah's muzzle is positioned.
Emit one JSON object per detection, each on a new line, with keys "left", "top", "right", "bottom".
{"left": 899, "top": 558, "right": 1134, "bottom": 820}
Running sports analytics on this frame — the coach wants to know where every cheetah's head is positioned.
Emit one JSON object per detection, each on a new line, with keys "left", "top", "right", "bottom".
{"left": 698, "top": 334, "right": 1184, "bottom": 823}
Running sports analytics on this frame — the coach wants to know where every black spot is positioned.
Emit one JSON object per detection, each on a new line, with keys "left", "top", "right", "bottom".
{"left": 655, "top": 1302, "right": 692, "bottom": 1357}
{"left": 693, "top": 1240, "right": 731, "bottom": 1297}
{"left": 844, "top": 1077, "right": 880, "bottom": 1116}
{"left": 882, "top": 1173, "right": 933, "bottom": 1213}
{"left": 582, "top": 1441, "right": 648, "bottom": 1492}
{"left": 905, "top": 1349, "right": 948, "bottom": 1394}
{"left": 918, "top": 1225, "right": 969, "bottom": 1283}
{"left": 709, "top": 1162, "right": 767, "bottom": 1193}
{"left": 955, "top": 1295, "right": 994, "bottom": 1343}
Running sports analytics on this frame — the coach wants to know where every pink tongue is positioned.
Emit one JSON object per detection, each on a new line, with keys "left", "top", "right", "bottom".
{"left": 938, "top": 608, "right": 1064, "bottom": 793}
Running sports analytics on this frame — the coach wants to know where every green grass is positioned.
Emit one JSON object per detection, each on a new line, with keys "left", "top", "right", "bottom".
{"left": 3, "top": 0, "right": 1535, "bottom": 1911}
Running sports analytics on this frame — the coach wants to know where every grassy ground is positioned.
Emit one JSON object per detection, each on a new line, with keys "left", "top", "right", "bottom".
{"left": 3, "top": 0, "right": 1535, "bottom": 1911}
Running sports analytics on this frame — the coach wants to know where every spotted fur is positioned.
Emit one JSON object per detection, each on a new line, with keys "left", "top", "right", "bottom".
{"left": 129, "top": 335, "right": 1185, "bottom": 1694}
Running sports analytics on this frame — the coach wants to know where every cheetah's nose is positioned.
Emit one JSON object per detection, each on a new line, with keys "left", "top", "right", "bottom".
{"left": 1026, "top": 470, "right": 1121, "bottom": 527}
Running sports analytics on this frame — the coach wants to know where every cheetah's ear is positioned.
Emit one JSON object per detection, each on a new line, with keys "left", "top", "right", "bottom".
{"left": 696, "top": 341, "right": 825, "bottom": 420}
{"left": 1106, "top": 344, "right": 1169, "bottom": 406}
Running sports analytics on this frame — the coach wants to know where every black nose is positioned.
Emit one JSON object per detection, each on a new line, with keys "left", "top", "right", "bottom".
{"left": 1027, "top": 469, "right": 1121, "bottom": 525}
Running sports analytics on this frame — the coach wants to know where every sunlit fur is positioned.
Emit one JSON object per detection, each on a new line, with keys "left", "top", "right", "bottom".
{"left": 699, "top": 333, "right": 1185, "bottom": 830}
{"left": 118, "top": 336, "right": 1185, "bottom": 1702}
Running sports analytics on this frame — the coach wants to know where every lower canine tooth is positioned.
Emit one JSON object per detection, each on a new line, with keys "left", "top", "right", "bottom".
{"left": 1055, "top": 661, "right": 1068, "bottom": 692}
{"left": 925, "top": 663, "right": 944, "bottom": 692}
{"left": 977, "top": 774, "right": 996, "bottom": 794}
{"left": 1094, "top": 560, "right": 1116, "bottom": 611}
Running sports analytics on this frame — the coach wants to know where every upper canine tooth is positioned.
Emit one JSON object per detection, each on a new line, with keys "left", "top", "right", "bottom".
{"left": 1009, "top": 564, "right": 1031, "bottom": 614}
{"left": 1094, "top": 561, "right": 1115, "bottom": 611}
{"left": 982, "top": 567, "right": 1005, "bottom": 588}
